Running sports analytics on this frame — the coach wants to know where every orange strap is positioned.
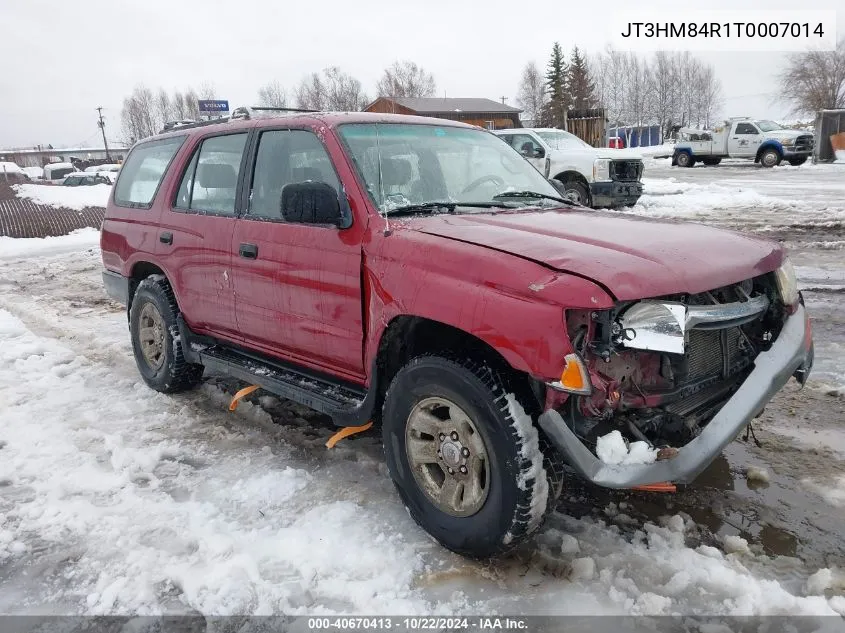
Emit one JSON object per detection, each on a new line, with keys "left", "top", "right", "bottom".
{"left": 229, "top": 385, "right": 260, "bottom": 411}
{"left": 631, "top": 482, "right": 677, "bottom": 493}
{"left": 325, "top": 421, "right": 374, "bottom": 449}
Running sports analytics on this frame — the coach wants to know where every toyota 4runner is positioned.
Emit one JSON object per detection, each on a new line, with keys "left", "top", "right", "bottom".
{"left": 101, "top": 111, "right": 813, "bottom": 558}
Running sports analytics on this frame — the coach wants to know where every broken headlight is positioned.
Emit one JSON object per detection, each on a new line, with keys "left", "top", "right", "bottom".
{"left": 774, "top": 258, "right": 799, "bottom": 307}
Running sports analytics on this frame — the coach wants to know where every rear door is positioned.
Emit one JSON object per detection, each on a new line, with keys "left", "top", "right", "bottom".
{"left": 728, "top": 122, "right": 761, "bottom": 157}
{"left": 157, "top": 131, "right": 249, "bottom": 340}
{"left": 231, "top": 126, "right": 366, "bottom": 381}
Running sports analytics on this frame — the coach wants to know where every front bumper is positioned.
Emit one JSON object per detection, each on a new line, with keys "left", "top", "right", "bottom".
{"left": 538, "top": 304, "right": 814, "bottom": 488}
{"left": 590, "top": 181, "right": 643, "bottom": 208}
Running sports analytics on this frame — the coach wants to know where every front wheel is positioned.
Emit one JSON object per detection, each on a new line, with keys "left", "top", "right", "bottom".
{"left": 382, "top": 356, "right": 560, "bottom": 558}
{"left": 675, "top": 152, "right": 694, "bottom": 168}
{"left": 760, "top": 148, "right": 781, "bottom": 167}
{"left": 552, "top": 179, "right": 591, "bottom": 207}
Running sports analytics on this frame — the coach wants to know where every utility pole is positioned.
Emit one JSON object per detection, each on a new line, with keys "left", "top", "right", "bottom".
{"left": 500, "top": 96, "right": 508, "bottom": 105}
{"left": 96, "top": 107, "right": 111, "bottom": 162}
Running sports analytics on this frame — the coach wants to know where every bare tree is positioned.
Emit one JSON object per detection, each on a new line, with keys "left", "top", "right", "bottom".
{"left": 257, "top": 81, "right": 287, "bottom": 108}
{"left": 376, "top": 60, "right": 436, "bottom": 98}
{"left": 296, "top": 67, "right": 368, "bottom": 111}
{"left": 198, "top": 82, "right": 217, "bottom": 100}
{"left": 120, "top": 85, "right": 158, "bottom": 143}
{"left": 516, "top": 62, "right": 547, "bottom": 125}
{"left": 778, "top": 38, "right": 845, "bottom": 114}
{"left": 155, "top": 89, "right": 173, "bottom": 127}
{"left": 172, "top": 91, "right": 188, "bottom": 120}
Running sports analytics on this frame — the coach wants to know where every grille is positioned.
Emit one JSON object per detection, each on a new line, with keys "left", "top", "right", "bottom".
{"left": 794, "top": 135, "right": 814, "bottom": 152}
{"left": 611, "top": 160, "right": 642, "bottom": 182}
{"left": 686, "top": 328, "right": 745, "bottom": 382}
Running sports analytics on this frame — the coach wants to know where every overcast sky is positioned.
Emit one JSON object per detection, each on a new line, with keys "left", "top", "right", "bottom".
{"left": 1, "top": 0, "right": 841, "bottom": 148}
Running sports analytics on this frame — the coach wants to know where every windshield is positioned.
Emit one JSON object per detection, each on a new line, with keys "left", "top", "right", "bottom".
{"left": 536, "top": 130, "right": 591, "bottom": 150}
{"left": 755, "top": 120, "right": 783, "bottom": 132}
{"left": 338, "top": 123, "right": 561, "bottom": 213}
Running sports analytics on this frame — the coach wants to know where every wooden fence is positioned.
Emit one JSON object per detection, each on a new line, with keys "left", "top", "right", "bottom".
{"left": 0, "top": 198, "right": 104, "bottom": 239}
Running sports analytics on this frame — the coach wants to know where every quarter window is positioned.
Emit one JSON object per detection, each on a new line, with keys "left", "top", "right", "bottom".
{"left": 175, "top": 133, "right": 248, "bottom": 215}
{"left": 248, "top": 130, "right": 340, "bottom": 221}
{"left": 114, "top": 136, "right": 185, "bottom": 208}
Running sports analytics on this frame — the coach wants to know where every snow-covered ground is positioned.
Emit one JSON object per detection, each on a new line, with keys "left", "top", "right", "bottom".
{"left": 1, "top": 162, "right": 845, "bottom": 617}
{"left": 13, "top": 183, "right": 112, "bottom": 210}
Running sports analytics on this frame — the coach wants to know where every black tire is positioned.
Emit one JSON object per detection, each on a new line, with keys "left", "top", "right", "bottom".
{"left": 382, "top": 355, "right": 560, "bottom": 558}
{"left": 788, "top": 156, "right": 807, "bottom": 166}
{"left": 553, "top": 179, "right": 591, "bottom": 207}
{"left": 129, "top": 276, "right": 203, "bottom": 393}
{"left": 675, "top": 152, "right": 694, "bottom": 168}
{"left": 760, "top": 148, "right": 781, "bottom": 168}
{"left": 702, "top": 158, "right": 722, "bottom": 166}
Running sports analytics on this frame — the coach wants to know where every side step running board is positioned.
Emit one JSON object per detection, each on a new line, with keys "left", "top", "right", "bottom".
{"left": 178, "top": 317, "right": 378, "bottom": 427}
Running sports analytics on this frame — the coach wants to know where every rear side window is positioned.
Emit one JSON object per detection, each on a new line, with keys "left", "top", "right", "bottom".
{"left": 114, "top": 136, "right": 185, "bottom": 208}
{"left": 174, "top": 133, "right": 248, "bottom": 215}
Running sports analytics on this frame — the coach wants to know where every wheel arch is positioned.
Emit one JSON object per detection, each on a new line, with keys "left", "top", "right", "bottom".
{"left": 756, "top": 141, "right": 783, "bottom": 162}
{"left": 374, "top": 315, "right": 543, "bottom": 409}
{"left": 127, "top": 260, "right": 171, "bottom": 310}
{"left": 552, "top": 169, "right": 589, "bottom": 188}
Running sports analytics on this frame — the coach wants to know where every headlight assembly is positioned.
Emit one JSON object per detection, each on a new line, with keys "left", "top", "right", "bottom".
{"left": 593, "top": 158, "right": 612, "bottom": 182}
{"left": 775, "top": 258, "right": 799, "bottom": 307}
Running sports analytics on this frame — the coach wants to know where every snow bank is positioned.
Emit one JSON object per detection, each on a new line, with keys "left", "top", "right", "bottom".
{"left": 596, "top": 430, "right": 657, "bottom": 465}
{"left": 0, "top": 309, "right": 429, "bottom": 615}
{"left": 13, "top": 182, "right": 112, "bottom": 210}
{"left": 0, "top": 228, "right": 100, "bottom": 260}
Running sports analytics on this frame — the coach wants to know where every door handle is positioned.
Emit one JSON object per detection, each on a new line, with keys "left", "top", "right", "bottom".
{"left": 239, "top": 243, "right": 258, "bottom": 259}
{"left": 159, "top": 231, "right": 173, "bottom": 245}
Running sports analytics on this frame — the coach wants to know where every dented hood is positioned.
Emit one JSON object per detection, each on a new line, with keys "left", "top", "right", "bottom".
{"left": 410, "top": 210, "right": 783, "bottom": 300}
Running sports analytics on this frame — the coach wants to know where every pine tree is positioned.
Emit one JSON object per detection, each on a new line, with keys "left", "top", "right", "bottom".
{"left": 567, "top": 46, "right": 597, "bottom": 111}
{"left": 543, "top": 42, "right": 569, "bottom": 128}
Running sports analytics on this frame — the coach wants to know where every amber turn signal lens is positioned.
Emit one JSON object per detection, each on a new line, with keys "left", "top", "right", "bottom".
{"left": 546, "top": 353, "right": 592, "bottom": 395}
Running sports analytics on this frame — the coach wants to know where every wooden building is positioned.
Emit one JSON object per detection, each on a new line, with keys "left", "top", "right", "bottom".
{"left": 364, "top": 97, "right": 522, "bottom": 130}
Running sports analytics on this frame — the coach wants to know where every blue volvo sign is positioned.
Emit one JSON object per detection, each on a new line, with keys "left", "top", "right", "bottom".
{"left": 197, "top": 100, "right": 229, "bottom": 113}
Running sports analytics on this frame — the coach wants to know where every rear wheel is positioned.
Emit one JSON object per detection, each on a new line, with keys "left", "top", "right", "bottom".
{"left": 129, "top": 276, "right": 203, "bottom": 393}
{"left": 382, "top": 356, "right": 560, "bottom": 558}
{"left": 760, "top": 148, "right": 781, "bottom": 167}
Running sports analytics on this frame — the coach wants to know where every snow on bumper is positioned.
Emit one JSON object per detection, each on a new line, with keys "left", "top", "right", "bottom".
{"left": 538, "top": 304, "right": 814, "bottom": 488}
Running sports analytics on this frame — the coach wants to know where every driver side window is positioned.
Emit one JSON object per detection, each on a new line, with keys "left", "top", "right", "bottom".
{"left": 509, "top": 134, "right": 542, "bottom": 156}
{"left": 735, "top": 123, "right": 759, "bottom": 135}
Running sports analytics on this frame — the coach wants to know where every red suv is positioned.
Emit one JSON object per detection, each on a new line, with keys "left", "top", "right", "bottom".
{"left": 101, "top": 111, "right": 813, "bottom": 558}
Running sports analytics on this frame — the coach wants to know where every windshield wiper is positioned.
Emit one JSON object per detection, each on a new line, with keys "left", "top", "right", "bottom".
{"left": 383, "top": 201, "right": 510, "bottom": 217}
{"left": 492, "top": 190, "right": 567, "bottom": 204}
{"left": 492, "top": 190, "right": 592, "bottom": 210}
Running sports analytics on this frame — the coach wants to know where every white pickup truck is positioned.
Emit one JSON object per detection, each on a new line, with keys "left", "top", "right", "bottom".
{"left": 672, "top": 118, "right": 814, "bottom": 168}
{"left": 493, "top": 128, "right": 643, "bottom": 208}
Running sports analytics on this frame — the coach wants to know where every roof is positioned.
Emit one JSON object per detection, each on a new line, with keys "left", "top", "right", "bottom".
{"left": 150, "top": 111, "right": 480, "bottom": 142}
{"left": 381, "top": 97, "right": 521, "bottom": 114}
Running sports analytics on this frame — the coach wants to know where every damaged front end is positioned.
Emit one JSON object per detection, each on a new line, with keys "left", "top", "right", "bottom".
{"left": 538, "top": 267, "right": 815, "bottom": 488}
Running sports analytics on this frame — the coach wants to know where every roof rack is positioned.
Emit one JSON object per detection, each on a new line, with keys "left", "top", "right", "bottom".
{"left": 157, "top": 106, "right": 320, "bottom": 135}
{"left": 230, "top": 105, "right": 319, "bottom": 120}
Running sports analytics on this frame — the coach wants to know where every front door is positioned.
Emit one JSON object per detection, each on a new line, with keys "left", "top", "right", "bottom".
{"left": 728, "top": 122, "right": 761, "bottom": 157}
{"left": 502, "top": 132, "right": 547, "bottom": 172}
{"left": 231, "top": 127, "right": 366, "bottom": 381}
{"left": 157, "top": 132, "right": 248, "bottom": 340}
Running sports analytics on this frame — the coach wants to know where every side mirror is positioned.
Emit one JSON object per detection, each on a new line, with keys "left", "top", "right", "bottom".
{"left": 280, "top": 182, "right": 345, "bottom": 227}
{"left": 533, "top": 147, "right": 545, "bottom": 158}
